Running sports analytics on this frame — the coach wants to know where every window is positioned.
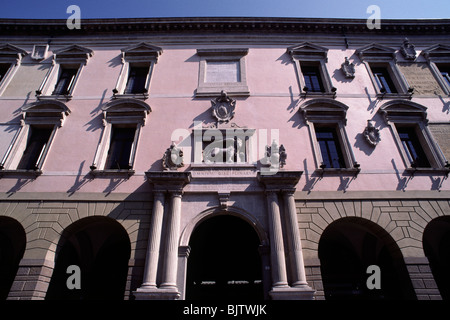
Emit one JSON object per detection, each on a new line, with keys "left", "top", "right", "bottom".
{"left": 315, "top": 126, "right": 345, "bottom": 169}
{"left": 113, "top": 43, "right": 162, "bottom": 99}
{"left": 196, "top": 48, "right": 249, "bottom": 97}
{"left": 0, "top": 44, "right": 27, "bottom": 96}
{"left": 436, "top": 64, "right": 450, "bottom": 88}
{"left": 90, "top": 98, "right": 150, "bottom": 176}
{"left": 396, "top": 126, "right": 431, "bottom": 168}
{"left": 379, "top": 100, "right": 448, "bottom": 172}
{"left": 105, "top": 126, "right": 137, "bottom": 170}
{"left": 124, "top": 65, "right": 150, "bottom": 94}
{"left": 371, "top": 66, "right": 398, "bottom": 94}
{"left": 300, "top": 99, "right": 359, "bottom": 173}
{"left": 0, "top": 100, "right": 70, "bottom": 176}
{"left": 17, "top": 126, "right": 54, "bottom": 170}
{"left": 287, "top": 42, "right": 335, "bottom": 97}
{"left": 0, "top": 64, "right": 9, "bottom": 82}
{"left": 301, "top": 65, "right": 325, "bottom": 93}
{"left": 421, "top": 44, "right": 450, "bottom": 95}
{"left": 356, "top": 43, "right": 410, "bottom": 97}
{"left": 36, "top": 45, "right": 93, "bottom": 100}
{"left": 52, "top": 67, "right": 78, "bottom": 96}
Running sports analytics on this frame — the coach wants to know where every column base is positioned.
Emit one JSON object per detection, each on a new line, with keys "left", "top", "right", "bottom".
{"left": 133, "top": 287, "right": 181, "bottom": 300}
{"left": 269, "top": 285, "right": 315, "bottom": 300}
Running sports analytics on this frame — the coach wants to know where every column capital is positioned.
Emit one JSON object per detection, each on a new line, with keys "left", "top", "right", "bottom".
{"left": 258, "top": 171, "right": 303, "bottom": 191}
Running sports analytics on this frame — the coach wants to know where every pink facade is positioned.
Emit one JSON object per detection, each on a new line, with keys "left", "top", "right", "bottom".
{"left": 0, "top": 17, "right": 450, "bottom": 300}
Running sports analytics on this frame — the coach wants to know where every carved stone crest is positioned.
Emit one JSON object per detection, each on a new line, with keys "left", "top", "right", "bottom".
{"left": 341, "top": 57, "right": 355, "bottom": 79}
{"left": 363, "top": 120, "right": 381, "bottom": 146}
{"left": 162, "top": 142, "right": 184, "bottom": 171}
{"left": 400, "top": 38, "right": 417, "bottom": 60}
{"left": 264, "top": 140, "right": 287, "bottom": 168}
{"left": 211, "top": 90, "right": 236, "bottom": 123}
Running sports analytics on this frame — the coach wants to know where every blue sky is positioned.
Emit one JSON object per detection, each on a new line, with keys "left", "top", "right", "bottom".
{"left": 0, "top": 0, "right": 449, "bottom": 19}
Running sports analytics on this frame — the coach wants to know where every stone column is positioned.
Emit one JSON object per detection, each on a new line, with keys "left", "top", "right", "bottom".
{"left": 160, "top": 191, "right": 183, "bottom": 289}
{"left": 266, "top": 190, "right": 289, "bottom": 288}
{"left": 140, "top": 191, "right": 165, "bottom": 288}
{"left": 282, "top": 189, "right": 309, "bottom": 287}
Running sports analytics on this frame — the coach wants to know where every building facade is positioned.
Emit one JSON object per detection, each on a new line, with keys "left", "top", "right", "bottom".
{"left": 0, "top": 17, "right": 450, "bottom": 300}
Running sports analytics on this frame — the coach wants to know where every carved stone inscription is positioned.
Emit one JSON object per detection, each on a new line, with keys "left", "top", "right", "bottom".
{"left": 397, "top": 63, "right": 444, "bottom": 95}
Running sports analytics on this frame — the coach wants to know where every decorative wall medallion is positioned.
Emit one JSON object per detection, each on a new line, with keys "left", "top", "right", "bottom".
{"left": 264, "top": 140, "right": 287, "bottom": 168}
{"left": 363, "top": 120, "right": 381, "bottom": 146}
{"left": 162, "top": 142, "right": 184, "bottom": 170}
{"left": 400, "top": 38, "right": 417, "bottom": 60}
{"left": 211, "top": 90, "right": 236, "bottom": 123}
{"left": 341, "top": 57, "right": 355, "bottom": 78}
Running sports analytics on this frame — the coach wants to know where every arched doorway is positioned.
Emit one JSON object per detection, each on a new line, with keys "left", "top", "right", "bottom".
{"left": 318, "top": 217, "right": 415, "bottom": 300}
{"left": 46, "top": 216, "right": 131, "bottom": 300}
{"left": 0, "top": 217, "right": 26, "bottom": 299}
{"left": 423, "top": 216, "right": 450, "bottom": 300}
{"left": 186, "top": 215, "right": 264, "bottom": 300}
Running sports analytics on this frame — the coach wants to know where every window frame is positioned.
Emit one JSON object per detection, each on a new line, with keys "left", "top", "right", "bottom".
{"left": 356, "top": 43, "right": 410, "bottom": 98}
{"left": 0, "top": 100, "right": 70, "bottom": 177}
{"left": 299, "top": 99, "right": 359, "bottom": 174}
{"left": 36, "top": 45, "right": 93, "bottom": 101}
{"left": 421, "top": 44, "right": 450, "bottom": 95}
{"left": 287, "top": 42, "right": 335, "bottom": 98}
{"left": 90, "top": 98, "right": 150, "bottom": 176}
{"left": 195, "top": 48, "right": 249, "bottom": 97}
{"left": 113, "top": 42, "right": 162, "bottom": 100}
{"left": 0, "top": 44, "right": 27, "bottom": 97}
{"left": 378, "top": 100, "right": 448, "bottom": 173}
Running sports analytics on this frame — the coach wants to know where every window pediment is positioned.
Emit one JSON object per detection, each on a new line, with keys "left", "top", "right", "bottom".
{"left": 102, "top": 98, "right": 151, "bottom": 124}
{"left": 355, "top": 43, "right": 396, "bottom": 61}
{"left": 378, "top": 100, "right": 428, "bottom": 122}
{"left": 287, "top": 42, "right": 328, "bottom": 60}
{"left": 121, "top": 42, "right": 163, "bottom": 62}
{"left": 53, "top": 45, "right": 93, "bottom": 64}
{"left": 421, "top": 44, "right": 450, "bottom": 62}
{"left": 299, "top": 99, "right": 348, "bottom": 123}
{"left": 0, "top": 43, "right": 27, "bottom": 64}
{"left": 21, "top": 100, "right": 71, "bottom": 126}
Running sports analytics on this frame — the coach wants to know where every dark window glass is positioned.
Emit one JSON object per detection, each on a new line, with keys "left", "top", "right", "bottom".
{"left": 371, "top": 67, "right": 397, "bottom": 93}
{"left": 316, "top": 127, "right": 345, "bottom": 169}
{"left": 301, "top": 65, "right": 324, "bottom": 92}
{"left": 105, "top": 127, "right": 136, "bottom": 169}
{"left": 397, "top": 126, "right": 431, "bottom": 168}
{"left": 17, "top": 127, "right": 53, "bottom": 170}
{"left": 0, "top": 64, "right": 10, "bottom": 82}
{"left": 124, "top": 66, "right": 149, "bottom": 94}
{"left": 437, "top": 64, "right": 450, "bottom": 87}
{"left": 53, "top": 67, "right": 78, "bottom": 95}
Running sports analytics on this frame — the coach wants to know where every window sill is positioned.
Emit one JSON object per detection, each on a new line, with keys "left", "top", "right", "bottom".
{"left": 405, "top": 167, "right": 450, "bottom": 176}
{"left": 90, "top": 169, "right": 135, "bottom": 178}
{"left": 302, "top": 92, "right": 336, "bottom": 99}
{"left": 0, "top": 169, "right": 42, "bottom": 178}
{"left": 112, "top": 93, "right": 148, "bottom": 100}
{"left": 36, "top": 94, "right": 73, "bottom": 102}
{"left": 315, "top": 167, "right": 361, "bottom": 176}
{"left": 376, "top": 93, "right": 412, "bottom": 100}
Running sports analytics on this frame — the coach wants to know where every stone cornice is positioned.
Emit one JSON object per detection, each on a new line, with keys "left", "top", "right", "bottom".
{"left": 0, "top": 17, "right": 449, "bottom": 37}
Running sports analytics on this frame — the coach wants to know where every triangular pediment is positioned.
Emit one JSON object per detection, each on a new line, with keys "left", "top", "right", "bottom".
{"left": 0, "top": 43, "right": 27, "bottom": 63}
{"left": 53, "top": 45, "right": 93, "bottom": 64}
{"left": 421, "top": 44, "right": 450, "bottom": 60}
{"left": 287, "top": 42, "right": 328, "bottom": 59}
{"left": 355, "top": 43, "right": 396, "bottom": 61}
{"left": 121, "top": 42, "right": 163, "bottom": 61}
